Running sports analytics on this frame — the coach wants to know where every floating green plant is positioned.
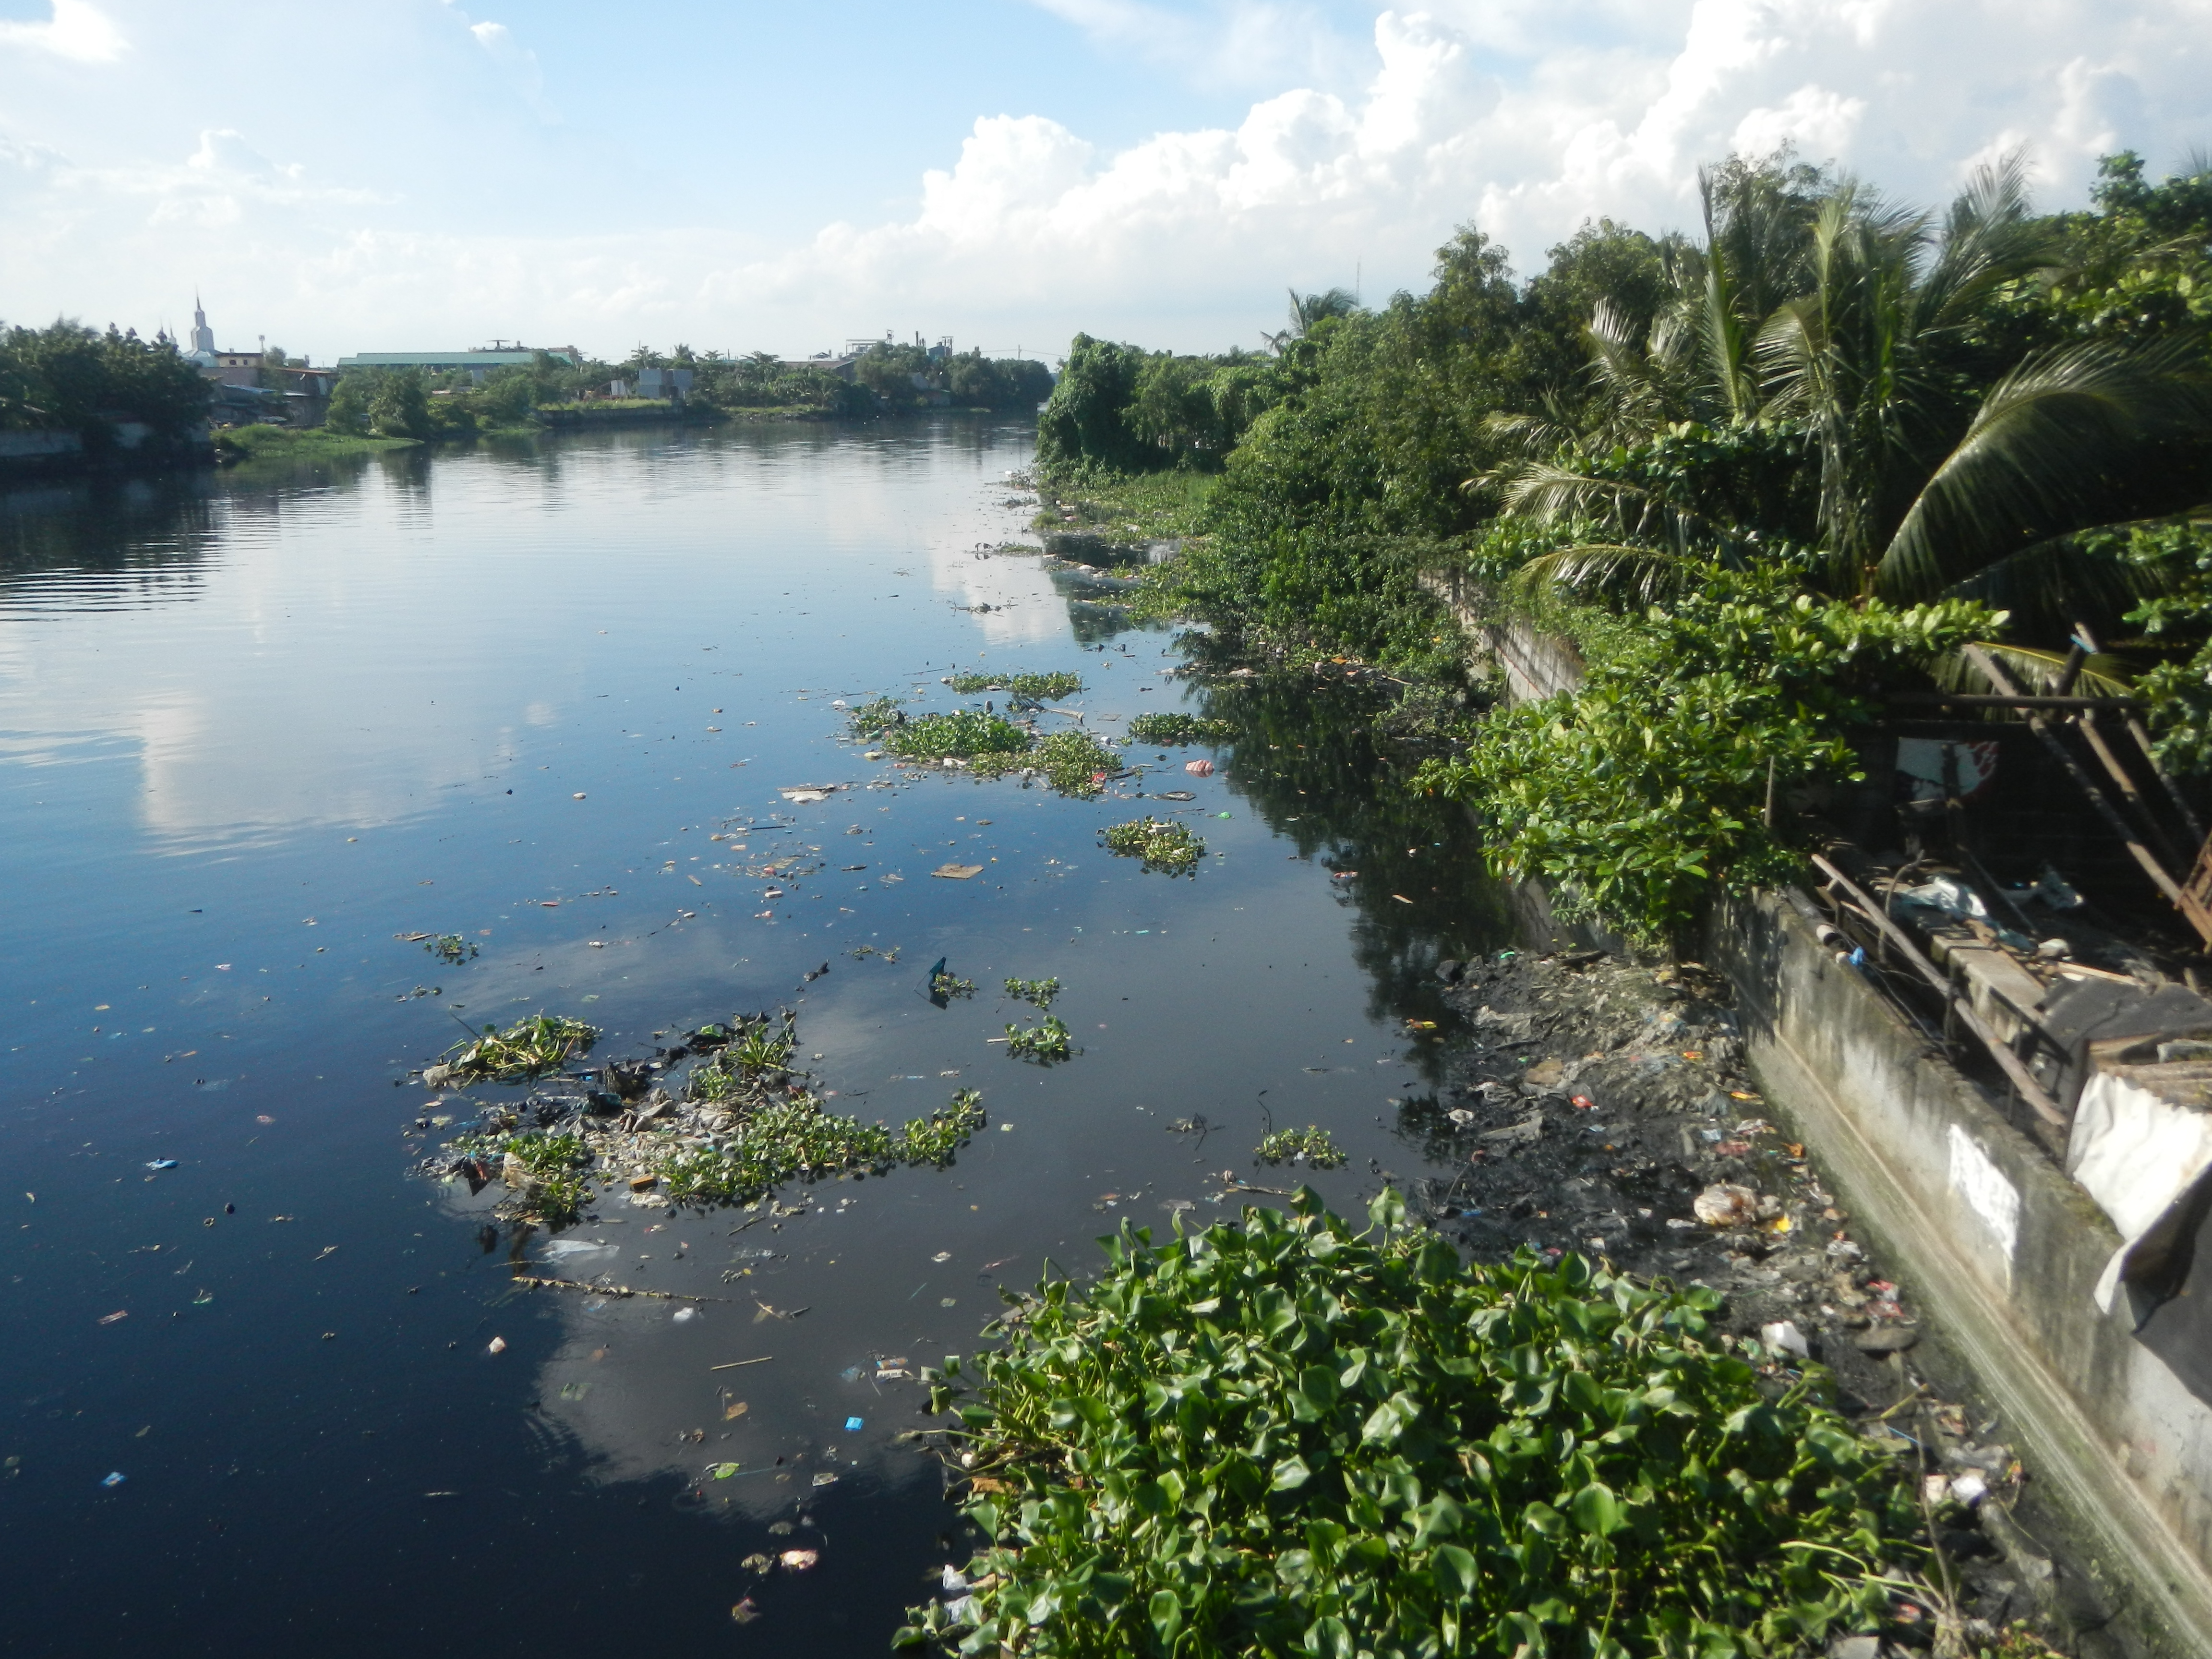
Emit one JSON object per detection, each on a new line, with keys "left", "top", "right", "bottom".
{"left": 424, "top": 934, "right": 478, "bottom": 964}
{"left": 686, "top": 1017, "right": 798, "bottom": 1100}
{"left": 503, "top": 1130, "right": 594, "bottom": 1223}
{"left": 888, "top": 709, "right": 1034, "bottom": 762}
{"left": 931, "top": 970, "right": 977, "bottom": 999}
{"left": 657, "top": 1089, "right": 986, "bottom": 1202}
{"left": 845, "top": 696, "right": 907, "bottom": 735}
{"left": 1100, "top": 815, "right": 1203, "bottom": 874}
{"left": 902, "top": 1190, "right": 1920, "bottom": 1658}
{"left": 1002, "top": 976, "right": 1061, "bottom": 1009}
{"left": 1126, "top": 711, "right": 1234, "bottom": 745}
{"left": 1034, "top": 729, "right": 1119, "bottom": 796}
{"left": 1003, "top": 1014, "right": 1073, "bottom": 1062}
{"left": 444, "top": 1013, "right": 598, "bottom": 1081}
{"left": 1254, "top": 1124, "right": 1346, "bottom": 1167}
{"left": 948, "top": 671, "right": 1082, "bottom": 700}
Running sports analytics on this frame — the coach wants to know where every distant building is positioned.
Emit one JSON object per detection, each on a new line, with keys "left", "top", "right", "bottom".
{"left": 844, "top": 332, "right": 955, "bottom": 361}
{"left": 335, "top": 348, "right": 577, "bottom": 372}
{"left": 186, "top": 294, "right": 217, "bottom": 365}
{"left": 636, "top": 368, "right": 694, "bottom": 398}
{"left": 782, "top": 355, "right": 858, "bottom": 381}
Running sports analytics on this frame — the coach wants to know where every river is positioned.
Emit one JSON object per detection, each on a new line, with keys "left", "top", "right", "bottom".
{"left": 0, "top": 420, "right": 1510, "bottom": 1656}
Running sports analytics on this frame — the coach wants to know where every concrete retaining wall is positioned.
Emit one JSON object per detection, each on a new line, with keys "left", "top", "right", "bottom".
{"left": 1420, "top": 569, "right": 1585, "bottom": 701}
{"left": 1710, "top": 887, "right": 2212, "bottom": 1652}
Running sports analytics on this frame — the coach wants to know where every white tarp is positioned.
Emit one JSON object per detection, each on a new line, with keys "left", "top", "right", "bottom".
{"left": 2068, "top": 1070, "right": 2212, "bottom": 1311}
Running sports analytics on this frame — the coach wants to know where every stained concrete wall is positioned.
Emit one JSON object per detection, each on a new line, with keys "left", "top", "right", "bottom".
{"left": 1710, "top": 887, "right": 2212, "bottom": 1652}
{"left": 1419, "top": 570, "right": 1586, "bottom": 702}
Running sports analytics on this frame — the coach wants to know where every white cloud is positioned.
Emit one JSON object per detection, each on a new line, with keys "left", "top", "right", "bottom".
{"left": 3, "top": 2, "right": 2211, "bottom": 359}
{"left": 0, "top": 0, "right": 126, "bottom": 63}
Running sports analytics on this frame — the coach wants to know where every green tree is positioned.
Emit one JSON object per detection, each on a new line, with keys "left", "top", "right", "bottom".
{"left": 0, "top": 319, "right": 211, "bottom": 439}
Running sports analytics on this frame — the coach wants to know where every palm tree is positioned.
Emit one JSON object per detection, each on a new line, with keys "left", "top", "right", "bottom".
{"left": 1263, "top": 287, "right": 1360, "bottom": 353}
{"left": 1491, "top": 156, "right": 2212, "bottom": 623}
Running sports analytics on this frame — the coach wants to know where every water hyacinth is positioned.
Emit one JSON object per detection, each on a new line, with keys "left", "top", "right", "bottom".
{"left": 1003, "top": 976, "right": 1062, "bottom": 1010}
{"left": 1127, "top": 711, "right": 1235, "bottom": 745}
{"left": 948, "top": 671, "right": 1083, "bottom": 701}
{"left": 443, "top": 1013, "right": 598, "bottom": 1082}
{"left": 660, "top": 1090, "right": 986, "bottom": 1202}
{"left": 1003, "top": 1014, "right": 1073, "bottom": 1062}
{"left": 902, "top": 1191, "right": 1921, "bottom": 1659}
{"left": 1100, "top": 816, "right": 1204, "bottom": 874}
{"left": 1254, "top": 1124, "right": 1346, "bottom": 1168}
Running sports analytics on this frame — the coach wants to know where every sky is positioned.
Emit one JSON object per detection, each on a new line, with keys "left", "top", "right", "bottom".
{"left": 0, "top": 0, "right": 2208, "bottom": 363}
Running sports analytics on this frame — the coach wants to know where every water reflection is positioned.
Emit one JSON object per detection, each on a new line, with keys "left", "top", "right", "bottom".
{"left": 0, "top": 416, "right": 1527, "bottom": 1658}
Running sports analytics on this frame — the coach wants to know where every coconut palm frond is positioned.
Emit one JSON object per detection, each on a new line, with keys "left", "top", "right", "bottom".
{"left": 1875, "top": 337, "right": 2212, "bottom": 602}
{"left": 1941, "top": 529, "right": 2173, "bottom": 643}
{"left": 1917, "top": 154, "right": 2066, "bottom": 330}
{"left": 1930, "top": 642, "right": 2135, "bottom": 700}
{"left": 1498, "top": 462, "right": 1654, "bottom": 527}
{"left": 1505, "top": 543, "right": 1711, "bottom": 607}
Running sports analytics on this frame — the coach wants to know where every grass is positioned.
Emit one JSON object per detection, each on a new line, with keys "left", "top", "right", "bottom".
{"left": 1127, "top": 711, "right": 1235, "bottom": 745}
{"left": 902, "top": 1190, "right": 1922, "bottom": 1658}
{"left": 443, "top": 1013, "right": 597, "bottom": 1082}
{"left": 1003, "top": 1014, "right": 1074, "bottom": 1062}
{"left": 216, "top": 425, "right": 418, "bottom": 459}
{"left": 948, "top": 671, "right": 1083, "bottom": 700}
{"left": 1003, "top": 977, "right": 1061, "bottom": 1009}
{"left": 1254, "top": 1124, "right": 1346, "bottom": 1168}
{"left": 1035, "top": 469, "right": 1219, "bottom": 541}
{"left": 1100, "top": 816, "right": 1204, "bottom": 875}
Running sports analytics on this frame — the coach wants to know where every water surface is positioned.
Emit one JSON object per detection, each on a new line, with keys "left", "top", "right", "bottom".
{"left": 0, "top": 421, "right": 1508, "bottom": 1656}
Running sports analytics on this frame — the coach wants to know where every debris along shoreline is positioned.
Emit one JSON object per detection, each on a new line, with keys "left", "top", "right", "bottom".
{"left": 1405, "top": 946, "right": 2122, "bottom": 1652}
{"left": 409, "top": 1009, "right": 985, "bottom": 1227}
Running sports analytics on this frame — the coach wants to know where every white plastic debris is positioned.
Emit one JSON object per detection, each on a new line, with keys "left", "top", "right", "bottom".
{"left": 1692, "top": 1183, "right": 1758, "bottom": 1227}
{"left": 1758, "top": 1320, "right": 1810, "bottom": 1359}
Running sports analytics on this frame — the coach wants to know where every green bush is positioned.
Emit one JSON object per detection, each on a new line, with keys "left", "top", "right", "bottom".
{"left": 1416, "top": 577, "right": 1998, "bottom": 943}
{"left": 904, "top": 1191, "right": 1919, "bottom": 1659}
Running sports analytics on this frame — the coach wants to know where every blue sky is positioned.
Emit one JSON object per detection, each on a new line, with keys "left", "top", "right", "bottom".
{"left": 1, "top": 0, "right": 2208, "bottom": 362}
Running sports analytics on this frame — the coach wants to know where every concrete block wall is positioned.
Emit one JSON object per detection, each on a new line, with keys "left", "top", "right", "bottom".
{"left": 1711, "top": 887, "right": 2212, "bottom": 1652}
{"left": 1419, "top": 570, "right": 1586, "bottom": 703}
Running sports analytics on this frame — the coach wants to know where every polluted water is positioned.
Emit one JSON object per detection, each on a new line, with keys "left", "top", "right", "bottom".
{"left": 3, "top": 418, "right": 1520, "bottom": 1656}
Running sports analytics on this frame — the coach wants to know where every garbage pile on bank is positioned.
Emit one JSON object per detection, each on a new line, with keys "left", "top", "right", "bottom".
{"left": 1407, "top": 948, "right": 2116, "bottom": 1652}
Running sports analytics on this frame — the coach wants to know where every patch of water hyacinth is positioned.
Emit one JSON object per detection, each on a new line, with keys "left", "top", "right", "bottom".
{"left": 900, "top": 1190, "right": 1924, "bottom": 1659}
{"left": 1100, "top": 816, "right": 1204, "bottom": 874}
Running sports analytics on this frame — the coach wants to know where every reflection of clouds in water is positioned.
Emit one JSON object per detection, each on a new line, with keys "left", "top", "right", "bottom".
{"left": 925, "top": 529, "right": 1064, "bottom": 648}
{"left": 521, "top": 1275, "right": 935, "bottom": 1525}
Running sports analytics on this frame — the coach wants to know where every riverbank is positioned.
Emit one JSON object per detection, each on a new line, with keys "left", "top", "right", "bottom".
{"left": 1413, "top": 947, "right": 2132, "bottom": 1655}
